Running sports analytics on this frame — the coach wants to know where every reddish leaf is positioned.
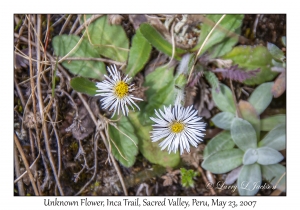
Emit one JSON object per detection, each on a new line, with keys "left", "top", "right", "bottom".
{"left": 272, "top": 71, "right": 286, "bottom": 98}
{"left": 239, "top": 100, "right": 260, "bottom": 140}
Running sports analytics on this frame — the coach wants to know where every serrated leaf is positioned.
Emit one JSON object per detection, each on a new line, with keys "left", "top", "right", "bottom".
{"left": 248, "top": 82, "right": 274, "bottom": 115}
{"left": 267, "top": 42, "right": 285, "bottom": 61}
{"left": 256, "top": 147, "right": 284, "bottom": 165}
{"left": 125, "top": 29, "right": 152, "bottom": 77}
{"left": 108, "top": 115, "right": 139, "bottom": 167}
{"left": 128, "top": 112, "right": 180, "bottom": 168}
{"left": 203, "top": 130, "right": 235, "bottom": 159}
{"left": 243, "top": 148, "right": 258, "bottom": 165}
{"left": 231, "top": 118, "right": 257, "bottom": 151}
{"left": 261, "top": 164, "right": 286, "bottom": 192}
{"left": 201, "top": 149, "right": 243, "bottom": 174}
{"left": 213, "top": 65, "right": 260, "bottom": 83}
{"left": 212, "top": 83, "right": 236, "bottom": 113}
{"left": 261, "top": 114, "right": 286, "bottom": 131}
{"left": 192, "top": 14, "right": 244, "bottom": 56}
{"left": 52, "top": 34, "right": 106, "bottom": 79}
{"left": 211, "top": 112, "right": 235, "bottom": 130}
{"left": 258, "top": 123, "right": 286, "bottom": 151}
{"left": 139, "top": 23, "right": 186, "bottom": 60}
{"left": 70, "top": 77, "right": 97, "bottom": 96}
{"left": 237, "top": 164, "right": 261, "bottom": 196}
{"left": 223, "top": 45, "right": 278, "bottom": 85}
{"left": 239, "top": 100, "right": 260, "bottom": 139}
{"left": 85, "top": 15, "right": 129, "bottom": 62}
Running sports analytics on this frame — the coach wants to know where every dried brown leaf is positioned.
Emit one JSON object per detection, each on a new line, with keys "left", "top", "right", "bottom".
{"left": 129, "top": 15, "right": 147, "bottom": 30}
{"left": 161, "top": 169, "right": 180, "bottom": 186}
{"left": 66, "top": 98, "right": 99, "bottom": 141}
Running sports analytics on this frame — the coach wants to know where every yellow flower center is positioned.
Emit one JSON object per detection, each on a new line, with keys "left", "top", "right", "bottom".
{"left": 170, "top": 122, "right": 185, "bottom": 133}
{"left": 114, "top": 81, "right": 129, "bottom": 98}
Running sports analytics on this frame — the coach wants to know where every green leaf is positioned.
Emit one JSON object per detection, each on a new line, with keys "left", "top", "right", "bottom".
{"left": 261, "top": 164, "right": 286, "bottom": 192}
{"left": 142, "top": 65, "right": 177, "bottom": 124}
{"left": 201, "top": 149, "right": 243, "bottom": 174}
{"left": 211, "top": 112, "right": 235, "bottom": 130}
{"left": 203, "top": 131, "right": 235, "bottom": 159}
{"left": 231, "top": 118, "right": 257, "bottom": 151}
{"left": 139, "top": 23, "right": 186, "bottom": 60}
{"left": 256, "top": 147, "right": 284, "bottom": 165}
{"left": 223, "top": 45, "right": 278, "bottom": 85}
{"left": 261, "top": 114, "right": 286, "bottom": 131}
{"left": 180, "top": 168, "right": 198, "bottom": 188}
{"left": 239, "top": 100, "right": 260, "bottom": 139}
{"left": 108, "top": 116, "right": 139, "bottom": 167}
{"left": 237, "top": 164, "right": 261, "bottom": 196}
{"left": 243, "top": 148, "right": 258, "bottom": 165}
{"left": 212, "top": 83, "right": 236, "bottom": 114}
{"left": 267, "top": 42, "right": 285, "bottom": 61}
{"left": 52, "top": 34, "right": 106, "bottom": 79}
{"left": 175, "top": 74, "right": 187, "bottom": 88}
{"left": 70, "top": 77, "right": 97, "bottom": 96}
{"left": 248, "top": 82, "right": 274, "bottom": 115}
{"left": 125, "top": 29, "right": 152, "bottom": 77}
{"left": 192, "top": 14, "right": 244, "bottom": 56}
{"left": 258, "top": 123, "right": 286, "bottom": 151}
{"left": 86, "top": 15, "right": 129, "bottom": 62}
{"left": 128, "top": 112, "right": 180, "bottom": 168}
{"left": 204, "top": 71, "right": 220, "bottom": 92}
{"left": 208, "top": 27, "right": 241, "bottom": 58}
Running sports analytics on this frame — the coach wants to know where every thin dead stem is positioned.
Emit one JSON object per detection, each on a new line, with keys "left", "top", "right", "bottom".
{"left": 75, "top": 136, "right": 98, "bottom": 195}
{"left": 69, "top": 15, "right": 81, "bottom": 34}
{"left": 61, "top": 57, "right": 125, "bottom": 66}
{"left": 35, "top": 15, "right": 64, "bottom": 196}
{"left": 58, "top": 30, "right": 87, "bottom": 63}
{"left": 14, "top": 133, "right": 39, "bottom": 195}
{"left": 74, "top": 14, "right": 102, "bottom": 35}
{"left": 192, "top": 162, "right": 216, "bottom": 196}
{"left": 14, "top": 77, "right": 26, "bottom": 107}
{"left": 164, "top": 22, "right": 175, "bottom": 67}
{"left": 14, "top": 144, "right": 25, "bottom": 196}
{"left": 100, "top": 131, "right": 128, "bottom": 195}
{"left": 51, "top": 15, "right": 66, "bottom": 28}
{"left": 47, "top": 111, "right": 62, "bottom": 180}
{"left": 76, "top": 92, "right": 128, "bottom": 195}
{"left": 59, "top": 14, "right": 72, "bottom": 35}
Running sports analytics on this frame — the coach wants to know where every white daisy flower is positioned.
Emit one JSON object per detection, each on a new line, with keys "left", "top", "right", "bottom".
{"left": 95, "top": 64, "right": 143, "bottom": 117}
{"left": 150, "top": 105, "right": 206, "bottom": 155}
